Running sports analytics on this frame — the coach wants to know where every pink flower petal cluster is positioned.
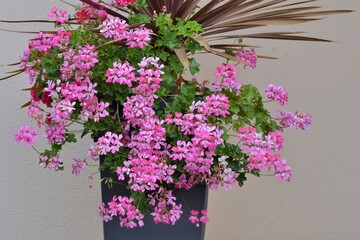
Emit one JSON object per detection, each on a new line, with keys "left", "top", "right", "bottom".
{"left": 165, "top": 95, "right": 229, "bottom": 188}
{"left": 110, "top": 0, "right": 137, "bottom": 7}
{"left": 75, "top": 1, "right": 107, "bottom": 24}
{"left": 60, "top": 44, "right": 99, "bottom": 80}
{"left": 149, "top": 190, "right": 183, "bottom": 225}
{"left": 188, "top": 210, "right": 209, "bottom": 226}
{"left": 236, "top": 127, "right": 291, "bottom": 181}
{"left": 98, "top": 196, "right": 144, "bottom": 229}
{"left": 44, "top": 122, "right": 67, "bottom": 144}
{"left": 213, "top": 64, "right": 242, "bottom": 95}
{"left": 265, "top": 84, "right": 288, "bottom": 106}
{"left": 14, "top": 126, "right": 39, "bottom": 147}
{"left": 27, "top": 102, "right": 44, "bottom": 127}
{"left": 40, "top": 155, "right": 63, "bottom": 170}
{"left": 207, "top": 156, "right": 239, "bottom": 190}
{"left": 235, "top": 48, "right": 257, "bottom": 69}
{"left": 97, "top": 132, "right": 124, "bottom": 155}
{"left": 277, "top": 110, "right": 312, "bottom": 130}
{"left": 126, "top": 28, "right": 152, "bottom": 49}
{"left": 101, "top": 17, "right": 151, "bottom": 49}
{"left": 105, "top": 61, "right": 135, "bottom": 87}
{"left": 71, "top": 157, "right": 86, "bottom": 175}
{"left": 190, "top": 94, "right": 230, "bottom": 117}
{"left": 48, "top": 7, "right": 69, "bottom": 24}
{"left": 81, "top": 97, "right": 110, "bottom": 122}
{"left": 21, "top": 30, "right": 71, "bottom": 84}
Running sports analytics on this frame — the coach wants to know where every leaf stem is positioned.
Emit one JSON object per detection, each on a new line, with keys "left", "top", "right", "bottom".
{"left": 31, "top": 146, "right": 41, "bottom": 155}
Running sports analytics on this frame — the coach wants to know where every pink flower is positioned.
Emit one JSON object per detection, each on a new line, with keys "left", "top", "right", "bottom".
{"left": 44, "top": 122, "right": 67, "bottom": 144}
{"left": 126, "top": 28, "right": 151, "bottom": 49}
{"left": 101, "top": 17, "right": 129, "bottom": 40}
{"left": 40, "top": 155, "right": 63, "bottom": 170}
{"left": 235, "top": 48, "right": 257, "bottom": 69}
{"left": 236, "top": 127, "right": 291, "bottom": 181}
{"left": 189, "top": 210, "right": 199, "bottom": 224}
{"left": 265, "top": 84, "right": 288, "bottom": 106}
{"left": 72, "top": 158, "right": 86, "bottom": 175}
{"left": 189, "top": 209, "right": 209, "bottom": 226}
{"left": 48, "top": 7, "right": 69, "bottom": 24}
{"left": 100, "top": 17, "right": 151, "bottom": 49}
{"left": 213, "top": 64, "right": 242, "bottom": 95}
{"left": 14, "top": 126, "right": 39, "bottom": 147}
{"left": 110, "top": 0, "right": 137, "bottom": 7}
{"left": 106, "top": 61, "right": 135, "bottom": 87}
{"left": 276, "top": 110, "right": 312, "bottom": 130}
{"left": 97, "top": 132, "right": 124, "bottom": 155}
{"left": 98, "top": 195, "right": 144, "bottom": 228}
{"left": 150, "top": 190, "right": 183, "bottom": 225}
{"left": 75, "top": 1, "right": 107, "bottom": 24}
{"left": 199, "top": 210, "right": 209, "bottom": 224}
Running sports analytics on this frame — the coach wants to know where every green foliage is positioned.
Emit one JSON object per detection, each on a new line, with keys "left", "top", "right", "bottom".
{"left": 189, "top": 58, "right": 200, "bottom": 75}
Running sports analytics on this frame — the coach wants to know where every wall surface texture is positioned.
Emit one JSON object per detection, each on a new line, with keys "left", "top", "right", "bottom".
{"left": 0, "top": 1, "right": 359, "bottom": 240}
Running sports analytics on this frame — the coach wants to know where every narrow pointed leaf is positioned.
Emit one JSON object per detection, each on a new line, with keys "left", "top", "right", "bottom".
{"left": 0, "top": 71, "right": 24, "bottom": 81}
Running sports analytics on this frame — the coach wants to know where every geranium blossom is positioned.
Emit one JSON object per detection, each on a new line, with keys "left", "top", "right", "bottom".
{"left": 48, "top": 7, "right": 69, "bottom": 24}
{"left": 266, "top": 84, "right": 288, "bottom": 106}
{"left": 110, "top": 0, "right": 137, "bottom": 7}
{"left": 14, "top": 126, "right": 39, "bottom": 147}
{"left": 235, "top": 48, "right": 257, "bottom": 69}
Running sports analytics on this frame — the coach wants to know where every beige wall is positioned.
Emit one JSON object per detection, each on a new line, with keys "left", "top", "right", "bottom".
{"left": 1, "top": 1, "right": 359, "bottom": 239}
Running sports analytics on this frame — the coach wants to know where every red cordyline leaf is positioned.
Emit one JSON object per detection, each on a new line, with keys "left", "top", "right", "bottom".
{"left": 130, "top": 0, "right": 351, "bottom": 45}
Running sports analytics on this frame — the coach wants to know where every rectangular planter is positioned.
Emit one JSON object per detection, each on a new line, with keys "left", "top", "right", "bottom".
{"left": 100, "top": 155, "right": 208, "bottom": 240}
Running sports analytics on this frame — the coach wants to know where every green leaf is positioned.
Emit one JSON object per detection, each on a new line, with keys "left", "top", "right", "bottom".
{"left": 185, "top": 39, "right": 202, "bottom": 55}
{"left": 129, "top": 13, "right": 151, "bottom": 24}
{"left": 155, "top": 14, "right": 173, "bottom": 31}
{"left": 180, "top": 82, "right": 197, "bottom": 105}
{"left": 189, "top": 58, "right": 200, "bottom": 75}
{"left": 237, "top": 173, "right": 247, "bottom": 187}
{"left": 161, "top": 30, "right": 181, "bottom": 50}
{"left": 66, "top": 133, "right": 77, "bottom": 143}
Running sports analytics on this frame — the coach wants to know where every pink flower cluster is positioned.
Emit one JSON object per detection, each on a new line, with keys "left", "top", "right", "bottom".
{"left": 40, "top": 155, "right": 63, "bottom": 170}
{"left": 165, "top": 95, "right": 229, "bottom": 189}
{"left": 100, "top": 17, "right": 151, "bottom": 49}
{"left": 213, "top": 64, "right": 242, "bottom": 96}
{"left": 97, "top": 132, "right": 124, "bottom": 155}
{"left": 71, "top": 157, "right": 86, "bottom": 176}
{"left": 149, "top": 189, "right": 183, "bottom": 225}
{"left": 61, "top": 44, "right": 99, "bottom": 80}
{"left": 48, "top": 7, "right": 69, "bottom": 24}
{"left": 207, "top": 156, "right": 239, "bottom": 190}
{"left": 98, "top": 196, "right": 144, "bottom": 229}
{"left": 21, "top": 30, "right": 71, "bottom": 84}
{"left": 75, "top": 1, "right": 107, "bottom": 24}
{"left": 110, "top": 0, "right": 137, "bottom": 7}
{"left": 188, "top": 210, "right": 209, "bottom": 226}
{"left": 118, "top": 57, "right": 178, "bottom": 193}
{"left": 18, "top": 29, "right": 113, "bottom": 173}
{"left": 235, "top": 48, "right": 257, "bottom": 69}
{"left": 236, "top": 127, "right": 291, "bottom": 181}
{"left": 265, "top": 84, "right": 288, "bottom": 106}
{"left": 190, "top": 94, "right": 230, "bottom": 117}
{"left": 277, "top": 110, "right": 312, "bottom": 130}
{"left": 105, "top": 61, "right": 135, "bottom": 87}
{"left": 14, "top": 125, "right": 39, "bottom": 147}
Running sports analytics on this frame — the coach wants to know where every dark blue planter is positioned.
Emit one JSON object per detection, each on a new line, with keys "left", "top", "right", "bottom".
{"left": 100, "top": 156, "right": 208, "bottom": 240}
